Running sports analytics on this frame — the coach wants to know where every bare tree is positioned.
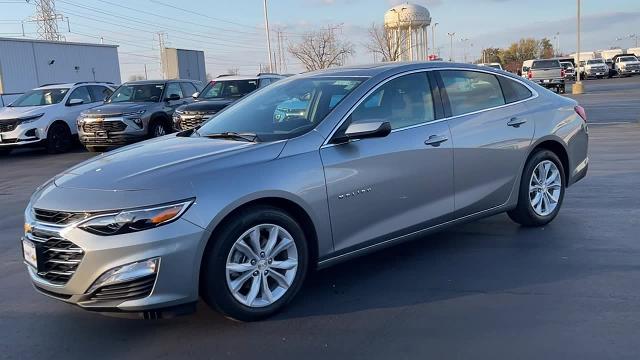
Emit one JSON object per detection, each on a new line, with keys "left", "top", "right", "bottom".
{"left": 226, "top": 68, "right": 239, "bottom": 76}
{"left": 128, "top": 74, "right": 145, "bottom": 81}
{"left": 364, "top": 23, "right": 408, "bottom": 62}
{"left": 288, "top": 25, "right": 355, "bottom": 71}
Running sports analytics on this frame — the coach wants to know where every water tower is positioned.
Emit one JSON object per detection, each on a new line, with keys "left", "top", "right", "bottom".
{"left": 384, "top": 3, "right": 431, "bottom": 61}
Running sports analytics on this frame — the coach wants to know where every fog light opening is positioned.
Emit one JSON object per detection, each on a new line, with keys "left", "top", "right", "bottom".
{"left": 86, "top": 258, "right": 160, "bottom": 294}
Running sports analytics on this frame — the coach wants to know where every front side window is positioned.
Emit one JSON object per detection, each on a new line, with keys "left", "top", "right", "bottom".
{"left": 440, "top": 70, "right": 505, "bottom": 116}
{"left": 67, "top": 86, "right": 92, "bottom": 105}
{"left": 108, "top": 83, "right": 165, "bottom": 103}
{"left": 345, "top": 72, "right": 435, "bottom": 131}
{"left": 89, "top": 85, "right": 112, "bottom": 102}
{"left": 165, "top": 83, "right": 183, "bottom": 99}
{"left": 9, "top": 88, "right": 69, "bottom": 107}
{"left": 197, "top": 77, "right": 365, "bottom": 142}
{"left": 199, "top": 79, "right": 259, "bottom": 99}
{"left": 180, "top": 82, "right": 198, "bottom": 97}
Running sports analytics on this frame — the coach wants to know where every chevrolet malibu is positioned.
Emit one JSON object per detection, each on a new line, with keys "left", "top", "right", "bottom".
{"left": 23, "top": 62, "right": 589, "bottom": 321}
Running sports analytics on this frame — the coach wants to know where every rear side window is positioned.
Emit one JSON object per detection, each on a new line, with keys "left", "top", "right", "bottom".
{"left": 532, "top": 60, "right": 560, "bottom": 69}
{"left": 348, "top": 72, "right": 435, "bottom": 130}
{"left": 439, "top": 70, "right": 505, "bottom": 116}
{"left": 498, "top": 77, "right": 532, "bottom": 104}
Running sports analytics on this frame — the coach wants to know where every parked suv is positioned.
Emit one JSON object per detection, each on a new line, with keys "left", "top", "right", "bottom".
{"left": 78, "top": 79, "right": 201, "bottom": 152}
{"left": 173, "top": 74, "right": 283, "bottom": 131}
{"left": 0, "top": 82, "right": 114, "bottom": 155}
{"left": 23, "top": 63, "right": 588, "bottom": 321}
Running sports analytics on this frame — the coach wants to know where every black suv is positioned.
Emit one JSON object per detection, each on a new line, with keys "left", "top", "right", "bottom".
{"left": 173, "top": 73, "right": 283, "bottom": 131}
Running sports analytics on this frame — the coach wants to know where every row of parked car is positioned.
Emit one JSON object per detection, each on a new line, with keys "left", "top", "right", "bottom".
{"left": 0, "top": 73, "right": 284, "bottom": 155}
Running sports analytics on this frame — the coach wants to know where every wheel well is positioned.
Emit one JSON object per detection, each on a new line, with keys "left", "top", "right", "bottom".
{"left": 48, "top": 120, "right": 71, "bottom": 135}
{"left": 208, "top": 197, "right": 319, "bottom": 268}
{"left": 149, "top": 113, "right": 171, "bottom": 129}
{"left": 531, "top": 140, "right": 570, "bottom": 183}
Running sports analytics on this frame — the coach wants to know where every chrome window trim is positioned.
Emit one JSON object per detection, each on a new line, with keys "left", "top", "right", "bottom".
{"left": 321, "top": 67, "right": 539, "bottom": 148}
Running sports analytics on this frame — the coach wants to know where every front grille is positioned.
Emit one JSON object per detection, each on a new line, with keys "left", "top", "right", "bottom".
{"left": 83, "top": 121, "right": 127, "bottom": 133}
{"left": 30, "top": 230, "right": 84, "bottom": 285}
{"left": 178, "top": 114, "right": 214, "bottom": 131}
{"left": 34, "top": 208, "right": 88, "bottom": 225}
{"left": 0, "top": 120, "right": 18, "bottom": 132}
{"left": 89, "top": 274, "right": 156, "bottom": 301}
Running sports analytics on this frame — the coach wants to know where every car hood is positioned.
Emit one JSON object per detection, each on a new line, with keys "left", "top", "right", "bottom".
{"left": 0, "top": 105, "right": 52, "bottom": 120}
{"left": 181, "top": 99, "right": 235, "bottom": 112}
{"left": 83, "top": 102, "right": 150, "bottom": 117}
{"left": 53, "top": 134, "right": 286, "bottom": 192}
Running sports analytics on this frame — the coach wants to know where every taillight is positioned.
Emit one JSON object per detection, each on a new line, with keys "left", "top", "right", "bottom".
{"left": 574, "top": 105, "right": 587, "bottom": 122}
{"left": 527, "top": 70, "right": 532, "bottom": 79}
{"left": 561, "top": 69, "right": 566, "bottom": 78}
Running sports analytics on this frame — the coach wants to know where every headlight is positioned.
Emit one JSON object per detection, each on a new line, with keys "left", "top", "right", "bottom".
{"left": 17, "top": 113, "right": 44, "bottom": 124}
{"left": 78, "top": 199, "right": 194, "bottom": 235}
{"left": 123, "top": 109, "right": 146, "bottom": 117}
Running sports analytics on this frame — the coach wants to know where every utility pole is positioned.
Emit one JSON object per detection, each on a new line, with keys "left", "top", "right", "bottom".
{"left": 555, "top": 32, "right": 560, "bottom": 56}
{"left": 263, "top": 0, "right": 273, "bottom": 72}
{"left": 573, "top": 0, "right": 583, "bottom": 94}
{"left": 29, "top": 0, "right": 64, "bottom": 41}
{"left": 447, "top": 32, "right": 455, "bottom": 62}
{"left": 144, "top": 64, "right": 148, "bottom": 80}
{"left": 157, "top": 32, "right": 167, "bottom": 80}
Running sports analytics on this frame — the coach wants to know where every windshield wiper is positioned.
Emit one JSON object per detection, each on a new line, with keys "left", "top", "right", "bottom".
{"left": 203, "top": 132, "right": 259, "bottom": 142}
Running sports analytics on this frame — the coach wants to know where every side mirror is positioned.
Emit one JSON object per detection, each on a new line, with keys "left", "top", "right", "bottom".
{"left": 332, "top": 121, "right": 392, "bottom": 144}
{"left": 166, "top": 93, "right": 181, "bottom": 102}
{"left": 192, "top": 92, "right": 200, "bottom": 99}
{"left": 68, "top": 98, "right": 84, "bottom": 106}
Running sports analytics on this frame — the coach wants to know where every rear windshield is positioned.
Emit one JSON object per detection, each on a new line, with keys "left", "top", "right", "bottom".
{"left": 531, "top": 60, "right": 560, "bottom": 69}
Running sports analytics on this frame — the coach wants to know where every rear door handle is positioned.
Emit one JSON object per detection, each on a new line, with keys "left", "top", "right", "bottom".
{"left": 507, "top": 117, "right": 527, "bottom": 127}
{"left": 424, "top": 135, "right": 449, "bottom": 147}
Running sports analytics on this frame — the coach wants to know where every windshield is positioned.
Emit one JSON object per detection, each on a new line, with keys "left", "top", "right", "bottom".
{"left": 587, "top": 59, "right": 604, "bottom": 64}
{"left": 561, "top": 63, "right": 574, "bottom": 69}
{"left": 531, "top": 60, "right": 560, "bottom": 69}
{"left": 108, "top": 83, "right": 164, "bottom": 103}
{"left": 199, "top": 79, "right": 259, "bottom": 99}
{"left": 10, "top": 88, "right": 69, "bottom": 107}
{"left": 196, "top": 76, "right": 366, "bottom": 142}
{"left": 620, "top": 56, "right": 638, "bottom": 62}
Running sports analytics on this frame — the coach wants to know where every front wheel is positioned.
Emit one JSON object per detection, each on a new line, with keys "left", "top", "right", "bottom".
{"left": 149, "top": 121, "right": 169, "bottom": 138}
{"left": 508, "top": 149, "right": 566, "bottom": 227}
{"left": 201, "top": 206, "right": 309, "bottom": 321}
{"left": 46, "top": 122, "right": 73, "bottom": 154}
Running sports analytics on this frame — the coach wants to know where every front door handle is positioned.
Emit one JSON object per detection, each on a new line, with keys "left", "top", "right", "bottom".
{"left": 424, "top": 135, "right": 449, "bottom": 147}
{"left": 507, "top": 117, "right": 527, "bottom": 127}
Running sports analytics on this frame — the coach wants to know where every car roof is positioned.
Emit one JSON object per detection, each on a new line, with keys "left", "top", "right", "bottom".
{"left": 214, "top": 74, "right": 284, "bottom": 81}
{"left": 123, "top": 79, "right": 197, "bottom": 85}
{"left": 36, "top": 82, "right": 113, "bottom": 90}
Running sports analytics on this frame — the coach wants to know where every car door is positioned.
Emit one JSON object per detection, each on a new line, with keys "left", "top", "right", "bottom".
{"left": 436, "top": 70, "right": 535, "bottom": 217}
{"left": 320, "top": 71, "right": 455, "bottom": 253}
{"left": 64, "top": 86, "right": 95, "bottom": 133}
{"left": 163, "top": 82, "right": 188, "bottom": 114}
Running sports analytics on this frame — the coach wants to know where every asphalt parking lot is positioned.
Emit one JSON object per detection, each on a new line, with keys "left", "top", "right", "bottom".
{"left": 1, "top": 76, "right": 639, "bottom": 359}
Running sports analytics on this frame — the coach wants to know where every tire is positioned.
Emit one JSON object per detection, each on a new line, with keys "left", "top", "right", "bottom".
{"left": 46, "top": 122, "right": 73, "bottom": 154}
{"left": 559, "top": 85, "right": 566, "bottom": 94}
{"left": 508, "top": 149, "right": 566, "bottom": 227}
{"left": 201, "top": 205, "right": 309, "bottom": 321}
{"left": 148, "top": 120, "right": 169, "bottom": 138}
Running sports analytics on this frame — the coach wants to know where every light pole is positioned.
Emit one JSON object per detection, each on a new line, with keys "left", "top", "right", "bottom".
{"left": 573, "top": 0, "right": 584, "bottom": 94}
{"left": 448, "top": 32, "right": 455, "bottom": 62}
{"left": 263, "top": 0, "right": 273, "bottom": 72}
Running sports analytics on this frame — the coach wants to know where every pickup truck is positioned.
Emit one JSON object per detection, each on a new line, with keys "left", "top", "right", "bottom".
{"left": 577, "top": 59, "right": 609, "bottom": 79}
{"left": 526, "top": 59, "right": 565, "bottom": 93}
{"left": 614, "top": 55, "right": 640, "bottom": 76}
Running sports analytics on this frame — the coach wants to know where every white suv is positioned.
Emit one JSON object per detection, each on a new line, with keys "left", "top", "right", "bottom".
{"left": 0, "top": 82, "right": 115, "bottom": 155}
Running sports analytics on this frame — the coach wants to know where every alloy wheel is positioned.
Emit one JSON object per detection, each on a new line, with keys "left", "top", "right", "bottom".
{"left": 225, "top": 224, "right": 298, "bottom": 308}
{"left": 529, "top": 160, "right": 562, "bottom": 216}
{"left": 153, "top": 124, "right": 166, "bottom": 137}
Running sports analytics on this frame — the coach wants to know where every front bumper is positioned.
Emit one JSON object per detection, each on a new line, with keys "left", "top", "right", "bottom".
{"left": 24, "top": 210, "right": 207, "bottom": 314}
{"left": 0, "top": 121, "right": 46, "bottom": 148}
{"left": 618, "top": 68, "right": 640, "bottom": 75}
{"left": 78, "top": 117, "right": 147, "bottom": 146}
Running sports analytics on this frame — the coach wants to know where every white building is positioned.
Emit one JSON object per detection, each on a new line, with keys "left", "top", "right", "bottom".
{"left": 384, "top": 3, "right": 432, "bottom": 61}
{"left": 0, "top": 37, "right": 120, "bottom": 105}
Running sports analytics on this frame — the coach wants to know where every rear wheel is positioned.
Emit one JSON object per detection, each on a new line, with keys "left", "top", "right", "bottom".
{"left": 508, "top": 149, "right": 566, "bottom": 227}
{"left": 46, "top": 122, "right": 72, "bottom": 154}
{"left": 201, "top": 206, "right": 309, "bottom": 321}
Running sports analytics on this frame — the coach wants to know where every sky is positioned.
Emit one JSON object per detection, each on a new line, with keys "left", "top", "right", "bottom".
{"left": 1, "top": 0, "right": 639, "bottom": 81}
